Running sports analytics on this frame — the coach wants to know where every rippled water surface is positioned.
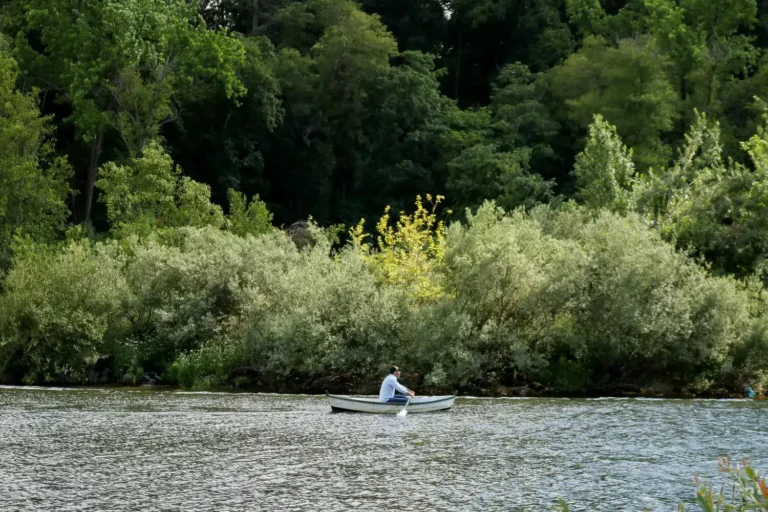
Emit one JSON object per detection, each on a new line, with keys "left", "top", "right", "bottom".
{"left": 1, "top": 388, "right": 767, "bottom": 511}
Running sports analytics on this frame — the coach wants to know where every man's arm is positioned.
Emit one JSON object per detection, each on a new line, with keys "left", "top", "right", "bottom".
{"left": 395, "top": 380, "right": 415, "bottom": 396}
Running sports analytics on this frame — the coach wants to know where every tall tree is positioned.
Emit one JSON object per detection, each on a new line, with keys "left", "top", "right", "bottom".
{"left": 634, "top": 112, "right": 768, "bottom": 277}
{"left": 198, "top": 0, "right": 290, "bottom": 35}
{"left": 0, "top": 42, "right": 71, "bottom": 271}
{"left": 264, "top": 0, "right": 397, "bottom": 222}
{"left": 490, "top": 62, "right": 563, "bottom": 182}
{"left": 573, "top": 114, "right": 635, "bottom": 214}
{"left": 447, "top": 144, "right": 554, "bottom": 212}
{"left": 262, "top": 0, "right": 471, "bottom": 225}
{"left": 445, "top": 0, "right": 574, "bottom": 105}
{"left": 643, "top": 0, "right": 758, "bottom": 109}
{"left": 549, "top": 36, "right": 679, "bottom": 171}
{"left": 359, "top": 0, "right": 448, "bottom": 55}
{"left": 6, "top": 0, "right": 247, "bottom": 221}
{"left": 163, "top": 36, "right": 283, "bottom": 207}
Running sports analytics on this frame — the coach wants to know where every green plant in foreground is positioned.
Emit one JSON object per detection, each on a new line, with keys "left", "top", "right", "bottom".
{"left": 686, "top": 456, "right": 768, "bottom": 512}
{"left": 553, "top": 457, "right": 768, "bottom": 511}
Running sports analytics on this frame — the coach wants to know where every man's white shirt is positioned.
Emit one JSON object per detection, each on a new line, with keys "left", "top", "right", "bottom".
{"left": 379, "top": 374, "right": 408, "bottom": 402}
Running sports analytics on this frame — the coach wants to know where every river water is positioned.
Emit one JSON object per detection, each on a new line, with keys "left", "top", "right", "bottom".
{"left": 0, "top": 387, "right": 766, "bottom": 511}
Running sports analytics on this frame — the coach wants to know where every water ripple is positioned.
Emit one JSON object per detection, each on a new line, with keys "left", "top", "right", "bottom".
{"left": 0, "top": 388, "right": 766, "bottom": 511}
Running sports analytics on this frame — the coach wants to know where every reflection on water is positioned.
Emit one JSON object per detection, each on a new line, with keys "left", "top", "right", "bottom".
{"left": 0, "top": 387, "right": 766, "bottom": 511}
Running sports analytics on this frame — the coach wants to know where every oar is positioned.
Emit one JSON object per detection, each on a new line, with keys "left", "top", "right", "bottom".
{"left": 397, "top": 397, "right": 411, "bottom": 417}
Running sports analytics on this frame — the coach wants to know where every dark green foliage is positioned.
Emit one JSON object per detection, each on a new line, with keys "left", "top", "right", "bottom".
{"left": 447, "top": 144, "right": 554, "bottom": 212}
{"left": 490, "top": 63, "right": 562, "bottom": 180}
{"left": 2, "top": 0, "right": 768, "bottom": 231}
{"left": 549, "top": 36, "right": 678, "bottom": 171}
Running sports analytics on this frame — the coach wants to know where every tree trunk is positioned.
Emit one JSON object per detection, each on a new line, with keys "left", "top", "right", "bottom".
{"left": 250, "top": 0, "right": 259, "bottom": 35}
{"left": 83, "top": 131, "right": 104, "bottom": 222}
{"left": 454, "top": 27, "right": 462, "bottom": 102}
{"left": 680, "top": 72, "right": 688, "bottom": 102}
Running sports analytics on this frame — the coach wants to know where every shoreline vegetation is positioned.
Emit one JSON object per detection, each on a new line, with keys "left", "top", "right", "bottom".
{"left": 2, "top": 0, "right": 768, "bottom": 397}
{"left": 0, "top": 381, "right": 763, "bottom": 400}
{"left": 1, "top": 198, "right": 767, "bottom": 398}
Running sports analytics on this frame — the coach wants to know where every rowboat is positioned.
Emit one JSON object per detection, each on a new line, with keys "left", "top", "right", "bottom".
{"left": 326, "top": 393, "right": 456, "bottom": 414}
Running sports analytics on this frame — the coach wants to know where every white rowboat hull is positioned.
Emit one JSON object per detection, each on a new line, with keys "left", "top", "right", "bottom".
{"left": 327, "top": 394, "right": 455, "bottom": 414}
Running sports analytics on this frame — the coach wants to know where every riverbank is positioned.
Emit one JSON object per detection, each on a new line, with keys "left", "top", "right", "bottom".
{"left": 3, "top": 207, "right": 768, "bottom": 401}
{"left": 0, "top": 378, "right": 758, "bottom": 400}
{"left": 6, "top": 354, "right": 760, "bottom": 399}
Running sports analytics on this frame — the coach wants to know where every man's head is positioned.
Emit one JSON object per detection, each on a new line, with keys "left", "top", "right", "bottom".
{"left": 390, "top": 365, "right": 401, "bottom": 377}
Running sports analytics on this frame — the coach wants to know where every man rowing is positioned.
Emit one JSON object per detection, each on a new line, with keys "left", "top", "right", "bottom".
{"left": 379, "top": 365, "right": 415, "bottom": 403}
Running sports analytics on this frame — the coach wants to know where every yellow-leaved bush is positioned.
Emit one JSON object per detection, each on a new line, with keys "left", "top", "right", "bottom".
{"left": 350, "top": 194, "right": 447, "bottom": 302}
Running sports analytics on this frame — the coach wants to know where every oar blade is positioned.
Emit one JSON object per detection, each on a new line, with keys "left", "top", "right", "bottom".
{"left": 397, "top": 397, "right": 410, "bottom": 417}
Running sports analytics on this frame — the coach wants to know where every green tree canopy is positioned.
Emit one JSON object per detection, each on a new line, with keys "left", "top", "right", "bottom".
{"left": 6, "top": 0, "right": 248, "bottom": 221}
{"left": 0, "top": 42, "right": 70, "bottom": 270}
{"left": 549, "top": 36, "right": 679, "bottom": 171}
{"left": 574, "top": 115, "right": 636, "bottom": 214}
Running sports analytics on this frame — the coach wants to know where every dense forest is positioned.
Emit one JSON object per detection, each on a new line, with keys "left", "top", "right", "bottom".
{"left": 1, "top": 0, "right": 768, "bottom": 395}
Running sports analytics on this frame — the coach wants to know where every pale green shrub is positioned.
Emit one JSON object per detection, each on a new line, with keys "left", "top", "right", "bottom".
{"left": 239, "top": 231, "right": 414, "bottom": 387}
{"left": 429, "top": 203, "right": 759, "bottom": 391}
{"left": 537, "top": 206, "right": 753, "bottom": 386}
{"left": 0, "top": 203, "right": 764, "bottom": 392}
{"left": 118, "top": 227, "right": 284, "bottom": 369}
{"left": 0, "top": 240, "right": 129, "bottom": 382}
{"left": 434, "top": 202, "right": 586, "bottom": 386}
